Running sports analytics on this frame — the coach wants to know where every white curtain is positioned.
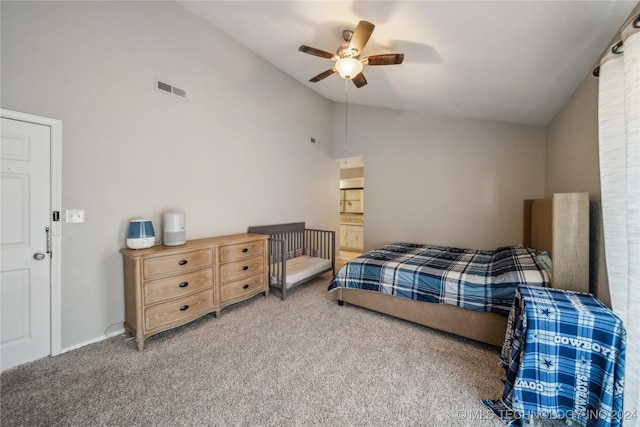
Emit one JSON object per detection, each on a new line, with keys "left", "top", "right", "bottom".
{"left": 598, "top": 15, "right": 640, "bottom": 424}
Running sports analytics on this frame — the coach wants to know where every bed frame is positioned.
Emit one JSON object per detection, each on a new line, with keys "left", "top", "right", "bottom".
{"left": 335, "top": 193, "right": 590, "bottom": 347}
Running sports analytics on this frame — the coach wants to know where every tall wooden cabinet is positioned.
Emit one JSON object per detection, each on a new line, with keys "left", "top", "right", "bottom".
{"left": 121, "top": 233, "right": 268, "bottom": 351}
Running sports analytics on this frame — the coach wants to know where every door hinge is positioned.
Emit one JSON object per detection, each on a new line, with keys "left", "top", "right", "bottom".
{"left": 52, "top": 211, "right": 60, "bottom": 221}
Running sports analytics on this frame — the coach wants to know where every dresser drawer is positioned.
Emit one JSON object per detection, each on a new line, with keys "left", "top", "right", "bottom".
{"left": 219, "top": 257, "right": 264, "bottom": 283}
{"left": 219, "top": 240, "right": 264, "bottom": 263}
{"left": 143, "top": 249, "right": 213, "bottom": 280}
{"left": 144, "top": 289, "right": 213, "bottom": 333}
{"left": 220, "top": 273, "right": 265, "bottom": 303}
{"left": 144, "top": 268, "right": 213, "bottom": 305}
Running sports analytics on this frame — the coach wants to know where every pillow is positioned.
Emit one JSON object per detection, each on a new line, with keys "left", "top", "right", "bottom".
{"left": 535, "top": 250, "right": 552, "bottom": 281}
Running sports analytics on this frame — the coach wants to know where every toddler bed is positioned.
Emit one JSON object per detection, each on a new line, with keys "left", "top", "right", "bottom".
{"left": 329, "top": 193, "right": 590, "bottom": 347}
{"left": 247, "top": 222, "right": 335, "bottom": 300}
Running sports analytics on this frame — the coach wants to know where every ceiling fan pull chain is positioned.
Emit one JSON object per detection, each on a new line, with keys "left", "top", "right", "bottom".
{"left": 345, "top": 78, "right": 349, "bottom": 152}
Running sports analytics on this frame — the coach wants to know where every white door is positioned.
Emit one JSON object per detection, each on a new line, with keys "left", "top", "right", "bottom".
{"left": 1, "top": 117, "right": 52, "bottom": 370}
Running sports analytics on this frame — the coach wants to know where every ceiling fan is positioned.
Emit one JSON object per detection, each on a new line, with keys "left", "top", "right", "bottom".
{"left": 298, "top": 20, "right": 404, "bottom": 88}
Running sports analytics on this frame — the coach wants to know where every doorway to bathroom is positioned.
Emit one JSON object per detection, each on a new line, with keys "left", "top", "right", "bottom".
{"left": 337, "top": 156, "right": 364, "bottom": 264}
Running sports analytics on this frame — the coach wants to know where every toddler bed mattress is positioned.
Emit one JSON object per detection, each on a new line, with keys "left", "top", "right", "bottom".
{"left": 271, "top": 255, "right": 332, "bottom": 289}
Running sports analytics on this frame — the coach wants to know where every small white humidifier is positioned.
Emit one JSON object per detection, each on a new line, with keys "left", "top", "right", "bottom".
{"left": 126, "top": 219, "right": 156, "bottom": 249}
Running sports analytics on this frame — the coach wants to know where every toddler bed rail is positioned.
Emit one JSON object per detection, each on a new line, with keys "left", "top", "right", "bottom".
{"left": 247, "top": 222, "right": 335, "bottom": 300}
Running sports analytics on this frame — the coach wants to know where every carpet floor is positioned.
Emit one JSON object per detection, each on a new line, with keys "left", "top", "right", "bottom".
{"left": 1, "top": 273, "right": 512, "bottom": 426}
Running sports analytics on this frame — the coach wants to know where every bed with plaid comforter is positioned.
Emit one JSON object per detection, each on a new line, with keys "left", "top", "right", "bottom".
{"left": 328, "top": 243, "right": 550, "bottom": 316}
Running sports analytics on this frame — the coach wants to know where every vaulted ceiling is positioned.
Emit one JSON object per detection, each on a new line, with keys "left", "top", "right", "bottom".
{"left": 178, "top": 1, "right": 636, "bottom": 127}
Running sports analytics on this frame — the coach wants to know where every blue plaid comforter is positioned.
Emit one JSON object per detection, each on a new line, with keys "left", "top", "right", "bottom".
{"left": 328, "top": 243, "right": 550, "bottom": 316}
{"left": 482, "top": 286, "right": 626, "bottom": 426}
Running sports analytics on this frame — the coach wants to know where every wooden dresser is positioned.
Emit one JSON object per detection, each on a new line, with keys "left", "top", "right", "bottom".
{"left": 121, "top": 233, "right": 268, "bottom": 351}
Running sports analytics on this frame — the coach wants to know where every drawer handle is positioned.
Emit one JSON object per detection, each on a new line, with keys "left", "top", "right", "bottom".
{"left": 243, "top": 284, "right": 250, "bottom": 289}
{"left": 242, "top": 248, "right": 248, "bottom": 253}
{"left": 179, "top": 305, "right": 189, "bottom": 311}
{"left": 242, "top": 265, "right": 249, "bottom": 271}
{"left": 178, "top": 260, "right": 188, "bottom": 266}
{"left": 178, "top": 282, "right": 189, "bottom": 288}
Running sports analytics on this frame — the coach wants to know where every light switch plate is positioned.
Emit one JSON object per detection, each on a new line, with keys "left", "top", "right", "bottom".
{"left": 66, "top": 209, "right": 85, "bottom": 223}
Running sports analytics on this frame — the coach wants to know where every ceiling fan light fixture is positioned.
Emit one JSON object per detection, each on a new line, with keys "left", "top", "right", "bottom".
{"left": 335, "top": 57, "right": 363, "bottom": 80}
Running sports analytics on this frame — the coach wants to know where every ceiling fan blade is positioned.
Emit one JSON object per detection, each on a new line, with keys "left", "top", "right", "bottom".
{"left": 309, "top": 68, "right": 337, "bottom": 83}
{"left": 352, "top": 72, "right": 367, "bottom": 88}
{"left": 362, "top": 53, "right": 405, "bottom": 66}
{"left": 298, "top": 45, "right": 336, "bottom": 60}
{"left": 348, "top": 21, "right": 375, "bottom": 56}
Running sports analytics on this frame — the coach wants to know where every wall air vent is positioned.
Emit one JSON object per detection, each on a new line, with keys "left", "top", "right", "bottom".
{"left": 172, "top": 86, "right": 186, "bottom": 98}
{"left": 155, "top": 79, "right": 187, "bottom": 99}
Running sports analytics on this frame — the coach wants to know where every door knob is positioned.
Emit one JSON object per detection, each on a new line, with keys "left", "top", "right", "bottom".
{"left": 33, "top": 252, "right": 46, "bottom": 260}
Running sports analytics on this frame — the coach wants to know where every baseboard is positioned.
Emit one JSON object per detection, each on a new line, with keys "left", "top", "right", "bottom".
{"left": 59, "top": 327, "right": 125, "bottom": 354}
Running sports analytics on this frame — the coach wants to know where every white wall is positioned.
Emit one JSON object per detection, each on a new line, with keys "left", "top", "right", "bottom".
{"left": 332, "top": 104, "right": 546, "bottom": 251}
{"left": 1, "top": 1, "right": 338, "bottom": 349}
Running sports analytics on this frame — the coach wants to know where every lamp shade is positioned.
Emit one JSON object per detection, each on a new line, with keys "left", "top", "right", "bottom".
{"left": 335, "top": 57, "right": 363, "bottom": 80}
{"left": 126, "top": 219, "right": 156, "bottom": 249}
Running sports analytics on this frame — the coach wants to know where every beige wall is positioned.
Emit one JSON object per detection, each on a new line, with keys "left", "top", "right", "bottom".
{"left": 545, "top": 75, "right": 602, "bottom": 198}
{"left": 340, "top": 167, "right": 364, "bottom": 180}
{"left": 545, "top": 66, "right": 609, "bottom": 305}
{"left": 1, "top": 1, "right": 338, "bottom": 349}
{"left": 331, "top": 104, "right": 546, "bottom": 251}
